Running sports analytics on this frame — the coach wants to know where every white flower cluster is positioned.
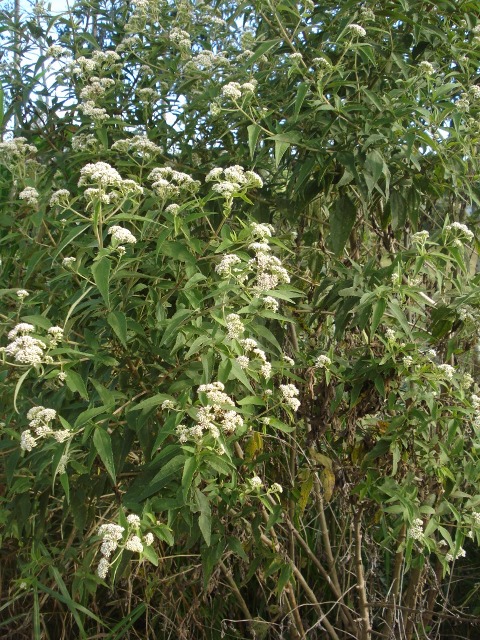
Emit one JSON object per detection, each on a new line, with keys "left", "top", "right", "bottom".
{"left": 62, "top": 256, "right": 76, "bottom": 267}
{"left": 312, "top": 56, "right": 332, "bottom": 69}
{"left": 19, "top": 187, "right": 39, "bottom": 206}
{"left": 216, "top": 254, "right": 242, "bottom": 277}
{"left": 169, "top": 27, "right": 191, "bottom": 51}
{"left": 240, "top": 338, "right": 272, "bottom": 378}
{"left": 137, "top": 87, "right": 160, "bottom": 103}
{"left": 263, "top": 296, "right": 279, "bottom": 312}
{"left": 77, "top": 101, "right": 109, "bottom": 122}
{"left": 50, "top": 189, "right": 71, "bottom": 207}
{"left": 45, "top": 44, "right": 69, "bottom": 59}
{"left": 71, "top": 133, "right": 98, "bottom": 152}
{"left": 462, "top": 373, "right": 474, "bottom": 389}
{"left": 385, "top": 328, "right": 396, "bottom": 342}
{"left": 445, "top": 547, "right": 466, "bottom": 562}
{"left": 148, "top": 167, "right": 200, "bottom": 200}
{"left": 403, "top": 356, "right": 413, "bottom": 367}
{"left": 0, "top": 137, "right": 37, "bottom": 163}
{"left": 221, "top": 80, "right": 257, "bottom": 100}
{"left": 161, "top": 399, "right": 176, "bottom": 410}
{"left": 4, "top": 323, "right": 46, "bottom": 365}
{"left": 70, "top": 50, "right": 120, "bottom": 77}
{"left": 407, "top": 518, "right": 423, "bottom": 541}
{"left": 280, "top": 384, "right": 300, "bottom": 412}
{"left": 248, "top": 233, "right": 290, "bottom": 292}
{"left": 347, "top": 23, "right": 366, "bottom": 37}
{"left": 186, "top": 49, "right": 229, "bottom": 71}
{"left": 48, "top": 326, "right": 64, "bottom": 346}
{"left": 225, "top": 313, "right": 244, "bottom": 340}
{"left": 472, "top": 511, "right": 480, "bottom": 525}
{"left": 20, "top": 406, "right": 70, "bottom": 452}
{"left": 97, "top": 523, "right": 125, "bottom": 578}
{"left": 250, "top": 476, "right": 263, "bottom": 489}
{"left": 446, "top": 221, "right": 474, "bottom": 242}
{"left": 79, "top": 162, "right": 143, "bottom": 200}
{"left": 206, "top": 165, "right": 263, "bottom": 200}
{"left": 176, "top": 382, "right": 243, "bottom": 444}
{"left": 111, "top": 135, "right": 162, "bottom": 159}
{"left": 411, "top": 230, "right": 429, "bottom": 250}
{"left": 471, "top": 394, "right": 480, "bottom": 430}
{"left": 314, "top": 354, "right": 331, "bottom": 369}
{"left": 80, "top": 77, "right": 115, "bottom": 102}
{"left": 108, "top": 225, "right": 137, "bottom": 245}
{"left": 437, "top": 363, "right": 455, "bottom": 380}
{"left": 16, "top": 289, "right": 29, "bottom": 299}
{"left": 418, "top": 60, "right": 435, "bottom": 76}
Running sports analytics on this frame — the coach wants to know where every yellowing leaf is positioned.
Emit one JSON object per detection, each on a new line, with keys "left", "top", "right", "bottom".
{"left": 298, "top": 470, "right": 314, "bottom": 513}
{"left": 320, "top": 467, "right": 335, "bottom": 502}
{"left": 245, "top": 431, "right": 263, "bottom": 461}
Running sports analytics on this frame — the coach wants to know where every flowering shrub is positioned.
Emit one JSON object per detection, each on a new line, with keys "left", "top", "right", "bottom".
{"left": 1, "top": 0, "right": 480, "bottom": 638}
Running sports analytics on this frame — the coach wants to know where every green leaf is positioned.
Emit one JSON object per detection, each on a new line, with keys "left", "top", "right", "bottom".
{"left": 93, "top": 428, "right": 116, "bottom": 483}
{"left": 131, "top": 393, "right": 173, "bottom": 412}
{"left": 371, "top": 298, "right": 386, "bottom": 335}
{"left": 247, "top": 124, "right": 261, "bottom": 159}
{"left": 196, "top": 489, "right": 212, "bottom": 546}
{"left": 247, "top": 39, "right": 280, "bottom": 65}
{"left": 142, "top": 545, "right": 159, "bottom": 566}
{"left": 107, "top": 311, "right": 128, "bottom": 347}
{"left": 294, "top": 82, "right": 309, "bottom": 118}
{"left": 276, "top": 564, "right": 292, "bottom": 596}
{"left": 160, "top": 309, "right": 192, "bottom": 347}
{"left": 329, "top": 195, "right": 357, "bottom": 256}
{"left": 65, "top": 370, "right": 89, "bottom": 400}
{"left": 92, "top": 257, "right": 111, "bottom": 308}
{"left": 182, "top": 456, "right": 197, "bottom": 501}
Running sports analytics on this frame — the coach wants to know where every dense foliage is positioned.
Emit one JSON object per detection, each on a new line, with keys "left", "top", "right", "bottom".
{"left": 1, "top": 1, "right": 480, "bottom": 638}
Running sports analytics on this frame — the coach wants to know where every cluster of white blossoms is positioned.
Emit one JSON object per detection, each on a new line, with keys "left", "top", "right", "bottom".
{"left": 206, "top": 165, "right": 263, "bottom": 200}
{"left": 19, "top": 187, "right": 39, "bottom": 206}
{"left": 4, "top": 323, "right": 46, "bottom": 365}
{"left": 169, "top": 27, "right": 191, "bottom": 51}
{"left": 407, "top": 518, "right": 424, "bottom": 541}
{"left": 471, "top": 394, "right": 480, "bottom": 430}
{"left": 45, "top": 44, "right": 69, "bottom": 59}
{"left": 20, "top": 406, "right": 70, "bottom": 452}
{"left": 185, "top": 49, "right": 229, "bottom": 71}
{"left": 148, "top": 167, "right": 200, "bottom": 200}
{"left": 108, "top": 225, "right": 137, "bottom": 245}
{"left": 225, "top": 313, "right": 244, "bottom": 340}
{"left": 79, "top": 162, "right": 143, "bottom": 200}
{"left": 437, "top": 363, "right": 455, "bottom": 380}
{"left": 215, "top": 254, "right": 242, "bottom": 278}
{"left": 263, "top": 296, "right": 279, "bottom": 312}
{"left": 248, "top": 227, "right": 290, "bottom": 292}
{"left": 62, "top": 256, "right": 76, "bottom": 267}
{"left": 418, "top": 60, "right": 435, "bottom": 76}
{"left": 314, "top": 354, "right": 331, "bottom": 369}
{"left": 17, "top": 289, "right": 29, "bottom": 299}
{"left": 176, "top": 382, "right": 243, "bottom": 444}
{"left": 445, "top": 547, "right": 466, "bottom": 563}
{"left": 77, "top": 101, "right": 109, "bottom": 122}
{"left": 136, "top": 87, "right": 160, "bottom": 103}
{"left": 79, "top": 77, "right": 115, "bottom": 102}
{"left": 3, "top": 322, "right": 63, "bottom": 366}
{"left": 70, "top": 50, "right": 120, "bottom": 78}
{"left": 97, "top": 523, "right": 124, "bottom": 579}
{"left": 220, "top": 80, "right": 257, "bottom": 101}
{"left": 445, "top": 221, "right": 474, "bottom": 242}
{"left": 250, "top": 476, "right": 263, "bottom": 489}
{"left": 111, "top": 135, "right": 162, "bottom": 159}
{"left": 279, "top": 384, "right": 300, "bottom": 412}
{"left": 240, "top": 337, "right": 272, "bottom": 379}
{"left": 50, "top": 189, "right": 71, "bottom": 207}
{"left": 411, "top": 230, "right": 429, "bottom": 252}
{"left": 71, "top": 133, "right": 98, "bottom": 152}
{"left": 347, "top": 23, "right": 366, "bottom": 37}
{"left": 96, "top": 516, "right": 153, "bottom": 579}
{"left": 0, "top": 137, "right": 37, "bottom": 163}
